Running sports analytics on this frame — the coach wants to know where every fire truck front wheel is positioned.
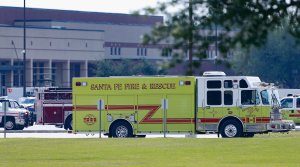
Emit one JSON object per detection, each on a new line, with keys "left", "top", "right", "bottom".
{"left": 220, "top": 119, "right": 243, "bottom": 138}
{"left": 110, "top": 121, "right": 133, "bottom": 138}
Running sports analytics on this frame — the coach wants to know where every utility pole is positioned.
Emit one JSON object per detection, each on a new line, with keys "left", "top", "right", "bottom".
{"left": 23, "top": 0, "right": 27, "bottom": 97}
{"left": 188, "top": 0, "right": 193, "bottom": 75}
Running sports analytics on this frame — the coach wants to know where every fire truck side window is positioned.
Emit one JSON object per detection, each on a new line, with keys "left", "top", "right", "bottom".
{"left": 239, "top": 79, "right": 248, "bottom": 88}
{"left": 207, "top": 91, "right": 221, "bottom": 105}
{"left": 281, "top": 98, "right": 293, "bottom": 108}
{"left": 241, "top": 90, "right": 260, "bottom": 105}
{"left": 224, "top": 80, "right": 233, "bottom": 88}
{"left": 207, "top": 80, "right": 221, "bottom": 89}
{"left": 260, "top": 90, "right": 270, "bottom": 105}
{"left": 224, "top": 91, "right": 233, "bottom": 105}
{"left": 297, "top": 98, "right": 300, "bottom": 108}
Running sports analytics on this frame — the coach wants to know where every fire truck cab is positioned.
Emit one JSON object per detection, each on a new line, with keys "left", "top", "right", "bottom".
{"left": 35, "top": 88, "right": 72, "bottom": 130}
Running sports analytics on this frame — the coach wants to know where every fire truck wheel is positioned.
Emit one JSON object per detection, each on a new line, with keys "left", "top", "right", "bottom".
{"left": 65, "top": 116, "right": 73, "bottom": 130}
{"left": 111, "top": 121, "right": 133, "bottom": 138}
{"left": 220, "top": 119, "right": 243, "bottom": 138}
{"left": 4, "top": 119, "right": 16, "bottom": 130}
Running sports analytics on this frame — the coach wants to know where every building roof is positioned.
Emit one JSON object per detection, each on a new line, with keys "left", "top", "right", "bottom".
{"left": 0, "top": 6, "right": 163, "bottom": 26}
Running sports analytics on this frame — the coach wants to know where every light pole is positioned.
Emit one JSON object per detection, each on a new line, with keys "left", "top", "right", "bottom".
{"left": 23, "top": 0, "right": 26, "bottom": 97}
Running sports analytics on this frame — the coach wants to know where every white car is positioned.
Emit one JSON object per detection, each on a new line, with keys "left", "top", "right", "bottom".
{"left": 0, "top": 99, "right": 30, "bottom": 130}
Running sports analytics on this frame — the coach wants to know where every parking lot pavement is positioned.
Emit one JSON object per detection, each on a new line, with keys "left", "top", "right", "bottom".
{"left": 0, "top": 125, "right": 299, "bottom": 139}
{"left": 0, "top": 125, "right": 219, "bottom": 138}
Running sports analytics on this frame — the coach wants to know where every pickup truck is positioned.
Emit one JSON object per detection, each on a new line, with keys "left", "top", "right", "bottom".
{"left": 281, "top": 95, "right": 300, "bottom": 125}
{"left": 0, "top": 99, "right": 30, "bottom": 130}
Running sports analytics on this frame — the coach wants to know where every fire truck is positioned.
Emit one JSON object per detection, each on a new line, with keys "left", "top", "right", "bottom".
{"left": 280, "top": 94, "right": 300, "bottom": 125}
{"left": 72, "top": 72, "right": 295, "bottom": 138}
{"left": 35, "top": 88, "right": 73, "bottom": 130}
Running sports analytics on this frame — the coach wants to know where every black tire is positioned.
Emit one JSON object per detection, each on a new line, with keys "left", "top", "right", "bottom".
{"left": 4, "top": 119, "right": 16, "bottom": 130}
{"left": 111, "top": 121, "right": 133, "bottom": 138}
{"left": 64, "top": 116, "right": 73, "bottom": 130}
{"left": 220, "top": 119, "right": 243, "bottom": 138}
{"left": 243, "top": 132, "right": 255, "bottom": 138}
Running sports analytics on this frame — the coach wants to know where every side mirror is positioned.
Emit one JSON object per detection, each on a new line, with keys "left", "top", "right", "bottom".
{"left": 20, "top": 105, "right": 24, "bottom": 108}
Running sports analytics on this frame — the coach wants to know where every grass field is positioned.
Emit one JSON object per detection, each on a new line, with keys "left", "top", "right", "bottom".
{"left": 0, "top": 132, "right": 299, "bottom": 167}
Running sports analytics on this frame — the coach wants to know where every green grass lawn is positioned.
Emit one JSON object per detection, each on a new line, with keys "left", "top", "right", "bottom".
{"left": 0, "top": 132, "right": 299, "bottom": 167}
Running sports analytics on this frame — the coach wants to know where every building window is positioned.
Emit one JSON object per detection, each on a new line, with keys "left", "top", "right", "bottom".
{"left": 162, "top": 48, "right": 172, "bottom": 57}
{"left": 137, "top": 48, "right": 147, "bottom": 56}
{"left": 118, "top": 48, "right": 121, "bottom": 55}
{"left": 114, "top": 48, "right": 117, "bottom": 55}
{"left": 52, "top": 63, "right": 56, "bottom": 86}
{"left": 110, "top": 47, "right": 113, "bottom": 55}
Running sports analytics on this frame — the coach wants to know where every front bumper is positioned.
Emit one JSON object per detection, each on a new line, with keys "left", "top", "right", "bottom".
{"left": 15, "top": 118, "right": 26, "bottom": 126}
{"left": 267, "top": 120, "right": 295, "bottom": 132}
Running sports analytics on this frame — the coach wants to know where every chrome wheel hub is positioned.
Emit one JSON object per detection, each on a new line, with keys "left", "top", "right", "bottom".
{"left": 224, "top": 124, "right": 237, "bottom": 137}
{"left": 116, "top": 126, "right": 128, "bottom": 138}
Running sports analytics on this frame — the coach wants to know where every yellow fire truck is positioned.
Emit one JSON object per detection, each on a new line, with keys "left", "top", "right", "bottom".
{"left": 72, "top": 72, "right": 295, "bottom": 138}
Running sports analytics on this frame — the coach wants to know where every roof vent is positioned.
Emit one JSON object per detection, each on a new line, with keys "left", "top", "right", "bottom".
{"left": 203, "top": 71, "right": 226, "bottom": 77}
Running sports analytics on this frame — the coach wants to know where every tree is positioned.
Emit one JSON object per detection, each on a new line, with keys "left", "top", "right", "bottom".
{"left": 137, "top": 0, "right": 300, "bottom": 74}
{"left": 92, "top": 59, "right": 164, "bottom": 77}
{"left": 232, "top": 27, "right": 300, "bottom": 88}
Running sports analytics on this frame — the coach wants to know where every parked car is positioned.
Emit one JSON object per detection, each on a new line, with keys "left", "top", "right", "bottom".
{"left": 19, "top": 97, "right": 36, "bottom": 125}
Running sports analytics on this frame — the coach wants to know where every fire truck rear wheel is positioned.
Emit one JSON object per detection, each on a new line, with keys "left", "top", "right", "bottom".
{"left": 111, "top": 121, "right": 133, "bottom": 138}
{"left": 4, "top": 119, "right": 16, "bottom": 130}
{"left": 65, "top": 116, "right": 73, "bottom": 130}
{"left": 220, "top": 119, "right": 243, "bottom": 138}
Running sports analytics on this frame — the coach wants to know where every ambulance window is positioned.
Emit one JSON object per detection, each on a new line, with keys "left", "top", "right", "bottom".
{"left": 239, "top": 79, "right": 248, "bottom": 88}
{"left": 241, "top": 90, "right": 260, "bottom": 105}
{"left": 224, "top": 80, "right": 233, "bottom": 88}
{"left": 224, "top": 91, "right": 233, "bottom": 105}
{"left": 280, "top": 98, "right": 293, "bottom": 108}
{"left": 207, "top": 91, "right": 221, "bottom": 105}
{"left": 297, "top": 98, "right": 300, "bottom": 108}
{"left": 207, "top": 80, "right": 221, "bottom": 89}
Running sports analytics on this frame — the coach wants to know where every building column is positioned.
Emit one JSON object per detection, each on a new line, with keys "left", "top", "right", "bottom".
{"left": 45, "top": 59, "right": 52, "bottom": 87}
{"left": 27, "top": 59, "right": 33, "bottom": 87}
{"left": 63, "top": 60, "right": 70, "bottom": 87}
{"left": 80, "top": 60, "right": 88, "bottom": 77}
